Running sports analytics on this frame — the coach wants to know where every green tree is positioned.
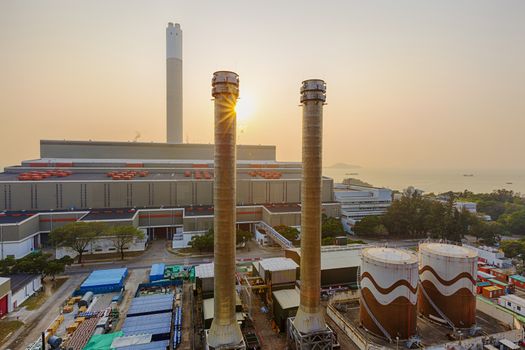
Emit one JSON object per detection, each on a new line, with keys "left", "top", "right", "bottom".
{"left": 189, "top": 230, "right": 214, "bottom": 252}
{"left": 321, "top": 214, "right": 344, "bottom": 238}
{"left": 236, "top": 229, "right": 252, "bottom": 245}
{"left": 353, "top": 216, "right": 384, "bottom": 236}
{"left": 505, "top": 210, "right": 525, "bottom": 235}
{"left": 321, "top": 237, "right": 334, "bottom": 246}
{"left": 108, "top": 225, "right": 145, "bottom": 260}
{"left": 273, "top": 225, "right": 300, "bottom": 242}
{"left": 50, "top": 222, "right": 107, "bottom": 263}
{"left": 501, "top": 240, "right": 525, "bottom": 265}
{"left": 477, "top": 200, "right": 506, "bottom": 221}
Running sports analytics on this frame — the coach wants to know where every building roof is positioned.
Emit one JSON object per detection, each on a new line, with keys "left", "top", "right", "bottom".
{"left": 263, "top": 204, "right": 301, "bottom": 213}
{"left": 273, "top": 288, "right": 300, "bottom": 310}
{"left": 484, "top": 286, "right": 502, "bottom": 292}
{"left": 478, "top": 271, "right": 496, "bottom": 279}
{"left": 498, "top": 339, "right": 520, "bottom": 350}
{"left": 1, "top": 274, "right": 40, "bottom": 293}
{"left": 81, "top": 208, "right": 137, "bottom": 221}
{"left": 0, "top": 212, "right": 38, "bottom": 224}
{"left": 500, "top": 294, "right": 525, "bottom": 307}
{"left": 259, "top": 258, "right": 298, "bottom": 272}
{"left": 203, "top": 297, "right": 243, "bottom": 321}
{"left": 287, "top": 245, "right": 364, "bottom": 270}
{"left": 510, "top": 275, "right": 525, "bottom": 283}
{"left": 81, "top": 268, "right": 127, "bottom": 288}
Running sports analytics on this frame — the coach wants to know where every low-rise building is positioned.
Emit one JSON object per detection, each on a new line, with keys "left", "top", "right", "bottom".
{"left": 285, "top": 245, "right": 363, "bottom": 287}
{"left": 465, "top": 245, "right": 512, "bottom": 268}
{"left": 498, "top": 294, "right": 525, "bottom": 316}
{"left": 0, "top": 277, "right": 11, "bottom": 316}
{"left": 334, "top": 184, "right": 392, "bottom": 234}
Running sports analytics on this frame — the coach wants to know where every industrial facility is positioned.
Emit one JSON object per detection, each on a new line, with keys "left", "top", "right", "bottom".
{"left": 0, "top": 23, "right": 338, "bottom": 259}
{"left": 359, "top": 247, "right": 418, "bottom": 340}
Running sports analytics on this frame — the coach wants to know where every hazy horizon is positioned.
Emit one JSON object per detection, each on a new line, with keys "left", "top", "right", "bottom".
{"left": 1, "top": 0, "right": 524, "bottom": 170}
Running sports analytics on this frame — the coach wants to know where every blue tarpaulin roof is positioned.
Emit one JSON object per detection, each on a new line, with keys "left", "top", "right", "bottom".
{"left": 82, "top": 268, "right": 128, "bottom": 287}
{"left": 149, "top": 264, "right": 165, "bottom": 282}
{"left": 121, "top": 312, "right": 172, "bottom": 336}
{"left": 79, "top": 268, "right": 128, "bottom": 294}
{"left": 127, "top": 294, "right": 174, "bottom": 317}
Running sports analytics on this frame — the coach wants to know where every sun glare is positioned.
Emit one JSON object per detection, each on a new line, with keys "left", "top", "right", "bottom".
{"left": 235, "top": 93, "right": 255, "bottom": 123}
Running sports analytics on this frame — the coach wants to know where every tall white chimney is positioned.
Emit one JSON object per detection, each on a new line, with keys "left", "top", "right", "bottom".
{"left": 166, "top": 22, "right": 183, "bottom": 143}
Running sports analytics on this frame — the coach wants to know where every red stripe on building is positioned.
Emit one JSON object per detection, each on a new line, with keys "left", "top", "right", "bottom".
{"left": 39, "top": 218, "right": 78, "bottom": 223}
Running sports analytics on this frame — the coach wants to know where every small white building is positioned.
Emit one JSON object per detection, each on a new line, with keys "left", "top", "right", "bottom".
{"left": 455, "top": 201, "right": 477, "bottom": 214}
{"left": 498, "top": 294, "right": 525, "bottom": 317}
{"left": 0, "top": 274, "right": 42, "bottom": 310}
{"left": 465, "top": 244, "right": 512, "bottom": 268}
{"left": 56, "top": 234, "right": 147, "bottom": 259}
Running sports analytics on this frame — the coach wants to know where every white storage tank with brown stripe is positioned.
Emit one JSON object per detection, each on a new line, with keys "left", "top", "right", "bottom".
{"left": 418, "top": 243, "right": 477, "bottom": 328}
{"left": 360, "top": 247, "right": 418, "bottom": 340}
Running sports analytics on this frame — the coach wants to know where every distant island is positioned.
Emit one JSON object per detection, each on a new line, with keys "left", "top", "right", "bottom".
{"left": 326, "top": 162, "right": 361, "bottom": 169}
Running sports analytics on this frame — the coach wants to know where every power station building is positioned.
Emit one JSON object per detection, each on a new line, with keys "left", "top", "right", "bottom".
{"left": 0, "top": 140, "right": 339, "bottom": 258}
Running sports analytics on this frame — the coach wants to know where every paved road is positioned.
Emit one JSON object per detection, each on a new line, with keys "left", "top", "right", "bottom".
{"left": 64, "top": 240, "right": 284, "bottom": 275}
{"left": 2, "top": 274, "right": 87, "bottom": 350}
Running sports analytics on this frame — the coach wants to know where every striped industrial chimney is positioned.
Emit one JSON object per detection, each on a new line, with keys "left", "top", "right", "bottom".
{"left": 207, "top": 71, "right": 244, "bottom": 349}
{"left": 166, "top": 22, "right": 183, "bottom": 143}
{"left": 293, "top": 79, "right": 327, "bottom": 334}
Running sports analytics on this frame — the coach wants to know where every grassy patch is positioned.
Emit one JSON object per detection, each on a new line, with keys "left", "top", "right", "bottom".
{"left": 20, "top": 277, "right": 68, "bottom": 311}
{"left": 0, "top": 320, "right": 24, "bottom": 344}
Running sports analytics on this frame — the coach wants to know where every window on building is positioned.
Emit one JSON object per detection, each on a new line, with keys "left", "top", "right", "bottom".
{"left": 518, "top": 306, "right": 521, "bottom": 311}
{"left": 508, "top": 302, "right": 512, "bottom": 306}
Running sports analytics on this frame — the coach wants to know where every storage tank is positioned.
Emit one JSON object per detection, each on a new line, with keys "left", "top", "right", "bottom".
{"left": 78, "top": 291, "right": 94, "bottom": 308}
{"left": 360, "top": 247, "right": 418, "bottom": 340}
{"left": 418, "top": 243, "right": 477, "bottom": 328}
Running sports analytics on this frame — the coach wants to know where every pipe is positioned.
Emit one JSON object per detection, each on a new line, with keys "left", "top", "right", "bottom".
{"left": 293, "top": 79, "right": 327, "bottom": 334}
{"left": 207, "top": 71, "right": 244, "bottom": 348}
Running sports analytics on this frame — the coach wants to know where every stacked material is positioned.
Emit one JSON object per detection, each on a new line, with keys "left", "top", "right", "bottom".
{"left": 121, "top": 312, "right": 172, "bottom": 341}
{"left": 63, "top": 317, "right": 100, "bottom": 350}
{"left": 127, "top": 294, "right": 174, "bottom": 317}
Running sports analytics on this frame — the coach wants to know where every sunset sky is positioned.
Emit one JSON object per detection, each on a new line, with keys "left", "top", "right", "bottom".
{"left": 1, "top": 1, "right": 524, "bottom": 170}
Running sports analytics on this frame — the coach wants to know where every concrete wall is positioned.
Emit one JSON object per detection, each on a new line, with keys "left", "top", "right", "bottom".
{"left": 40, "top": 140, "right": 276, "bottom": 161}
{"left": 11, "top": 276, "right": 42, "bottom": 308}
{"left": 0, "top": 178, "right": 334, "bottom": 211}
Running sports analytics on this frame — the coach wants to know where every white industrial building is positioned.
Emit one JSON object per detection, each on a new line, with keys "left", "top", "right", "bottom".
{"left": 334, "top": 184, "right": 392, "bottom": 234}
{"left": 464, "top": 244, "right": 512, "bottom": 268}
{"left": 0, "top": 274, "right": 42, "bottom": 313}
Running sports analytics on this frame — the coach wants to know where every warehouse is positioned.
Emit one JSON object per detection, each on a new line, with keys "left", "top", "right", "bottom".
{"left": 3, "top": 274, "right": 43, "bottom": 309}
{"left": 285, "top": 245, "right": 363, "bottom": 287}
{"left": 202, "top": 296, "right": 244, "bottom": 329}
{"left": 272, "top": 288, "right": 300, "bottom": 331}
{"left": 79, "top": 268, "right": 127, "bottom": 294}
{"left": 256, "top": 257, "right": 298, "bottom": 285}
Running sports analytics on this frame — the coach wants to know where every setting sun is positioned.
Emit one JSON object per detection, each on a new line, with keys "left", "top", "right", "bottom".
{"left": 235, "top": 92, "right": 256, "bottom": 123}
